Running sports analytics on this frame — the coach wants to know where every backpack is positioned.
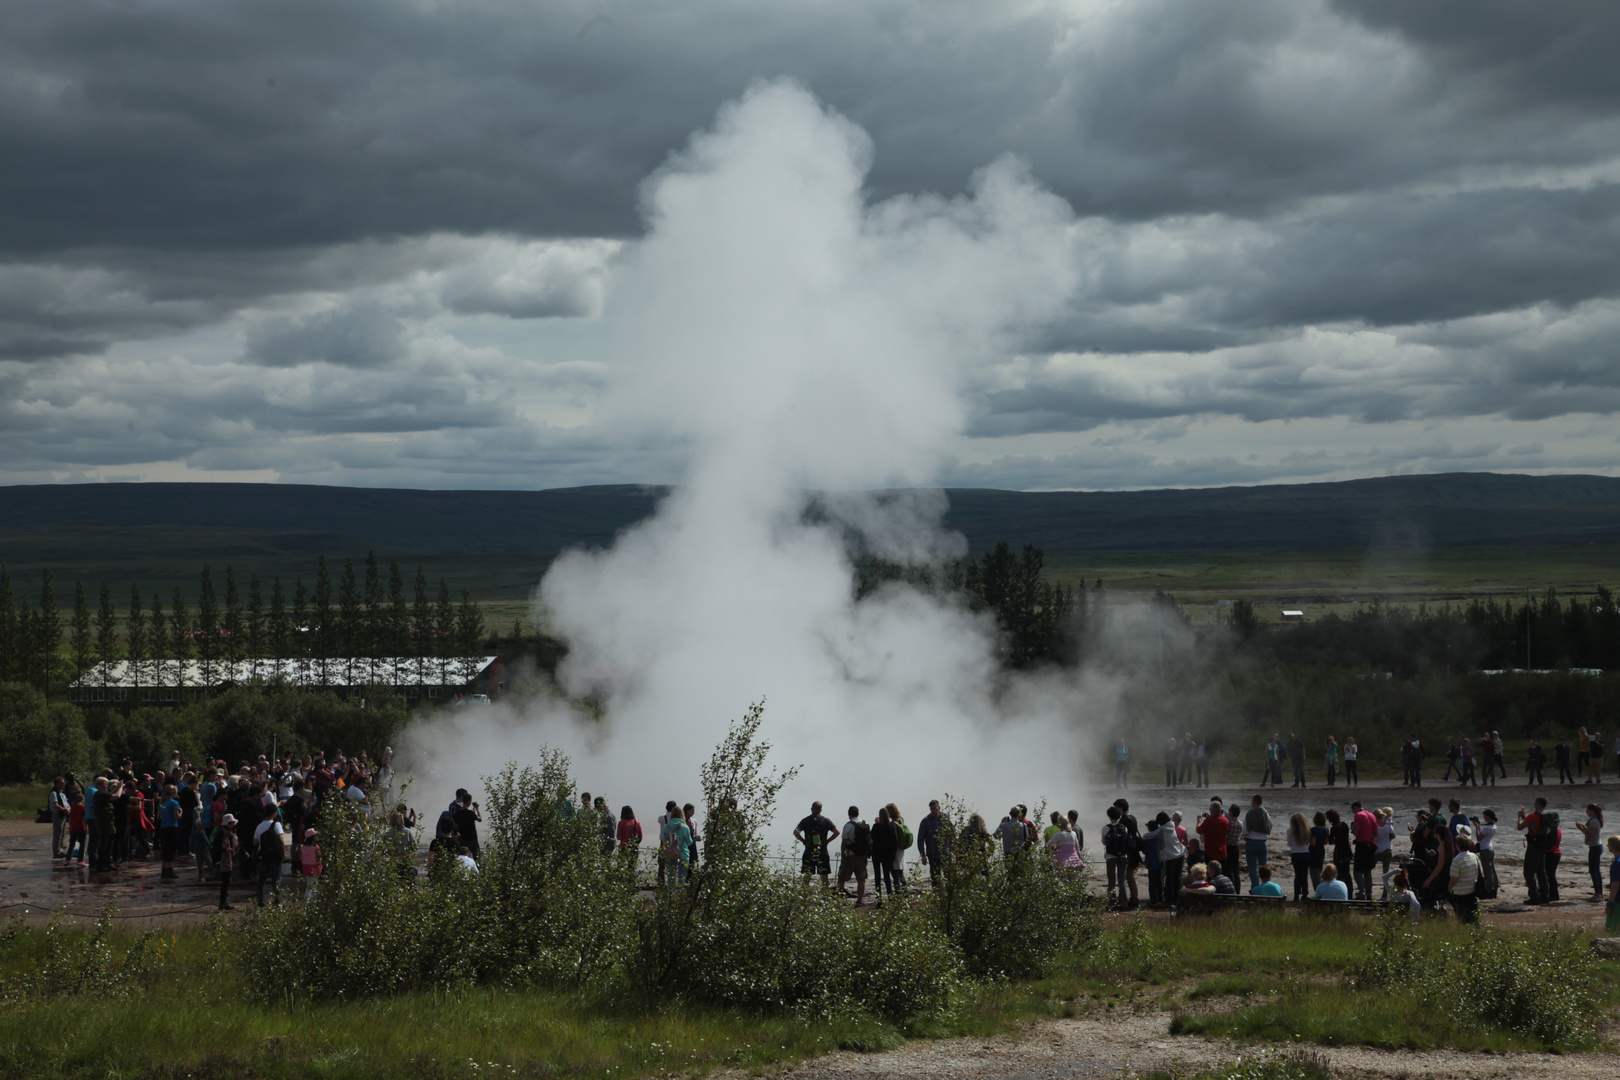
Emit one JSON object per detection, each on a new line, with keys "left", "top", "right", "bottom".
{"left": 1540, "top": 810, "right": 1560, "bottom": 837}
{"left": 260, "top": 824, "right": 284, "bottom": 863}
{"left": 896, "top": 822, "right": 914, "bottom": 850}
{"left": 851, "top": 821, "right": 871, "bottom": 857}
{"left": 1104, "top": 821, "right": 1129, "bottom": 856}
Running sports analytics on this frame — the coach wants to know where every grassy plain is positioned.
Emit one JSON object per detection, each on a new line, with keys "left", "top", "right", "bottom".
{"left": 0, "top": 911, "right": 1611, "bottom": 1080}
{"left": 1045, "top": 543, "right": 1620, "bottom": 625}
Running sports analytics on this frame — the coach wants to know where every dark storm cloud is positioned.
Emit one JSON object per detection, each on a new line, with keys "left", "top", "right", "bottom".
{"left": 4, "top": 0, "right": 1620, "bottom": 488}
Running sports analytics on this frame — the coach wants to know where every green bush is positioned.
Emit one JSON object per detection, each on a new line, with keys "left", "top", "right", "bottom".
{"left": 0, "top": 907, "right": 168, "bottom": 1005}
{"left": 0, "top": 682, "right": 96, "bottom": 783}
{"left": 925, "top": 799, "right": 1102, "bottom": 979}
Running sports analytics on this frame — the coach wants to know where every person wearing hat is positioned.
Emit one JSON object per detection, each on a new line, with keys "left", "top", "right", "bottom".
{"left": 217, "top": 814, "right": 239, "bottom": 910}
{"left": 1449, "top": 825, "right": 1482, "bottom": 924}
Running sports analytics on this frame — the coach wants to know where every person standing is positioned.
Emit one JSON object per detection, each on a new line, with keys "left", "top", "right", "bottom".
{"left": 216, "top": 813, "right": 238, "bottom": 910}
{"left": 1351, "top": 801, "right": 1378, "bottom": 900}
{"left": 1243, "top": 794, "right": 1272, "bottom": 890}
{"left": 1582, "top": 804, "right": 1606, "bottom": 900}
{"left": 1556, "top": 738, "right": 1575, "bottom": 784}
{"left": 1195, "top": 738, "right": 1210, "bottom": 789}
{"left": 1605, "top": 834, "right": 1620, "bottom": 935}
{"left": 1324, "top": 736, "right": 1340, "bottom": 787}
{"left": 1472, "top": 808, "right": 1499, "bottom": 899}
{"left": 794, "top": 801, "right": 838, "bottom": 887}
{"left": 1545, "top": 819, "right": 1563, "bottom": 902}
{"left": 158, "top": 783, "right": 181, "bottom": 881}
{"left": 1578, "top": 728, "right": 1591, "bottom": 777}
{"left": 1046, "top": 815, "right": 1082, "bottom": 870}
{"left": 1449, "top": 827, "right": 1482, "bottom": 923}
{"left": 1287, "top": 813, "right": 1313, "bottom": 901}
{"left": 1327, "top": 808, "right": 1352, "bottom": 886}
{"left": 839, "top": 806, "right": 871, "bottom": 906}
{"left": 917, "top": 800, "right": 947, "bottom": 884}
{"left": 1288, "top": 734, "right": 1307, "bottom": 788}
{"left": 1517, "top": 797, "right": 1550, "bottom": 904}
{"left": 1458, "top": 739, "right": 1477, "bottom": 787}
{"left": 253, "top": 808, "right": 286, "bottom": 905}
{"left": 1410, "top": 735, "right": 1425, "bottom": 787}
{"left": 1343, "top": 737, "right": 1359, "bottom": 787}
{"left": 48, "top": 778, "right": 69, "bottom": 859}
{"left": 1163, "top": 736, "right": 1180, "bottom": 788}
{"left": 1116, "top": 798, "right": 1143, "bottom": 908}
{"left": 1147, "top": 811, "right": 1185, "bottom": 907}
{"left": 1226, "top": 804, "right": 1246, "bottom": 893}
{"left": 617, "top": 805, "right": 643, "bottom": 853}
{"left": 1114, "top": 741, "right": 1130, "bottom": 788}
{"left": 660, "top": 806, "right": 693, "bottom": 888}
{"left": 1442, "top": 738, "right": 1459, "bottom": 782}
{"left": 1103, "top": 805, "right": 1130, "bottom": 907}
{"left": 1195, "top": 802, "right": 1229, "bottom": 891}
{"left": 871, "top": 807, "right": 900, "bottom": 899}
{"left": 450, "top": 789, "right": 482, "bottom": 858}
{"left": 1492, "top": 731, "right": 1509, "bottom": 781}
{"left": 1526, "top": 740, "right": 1547, "bottom": 786}
{"left": 1590, "top": 731, "right": 1606, "bottom": 784}
{"left": 1307, "top": 811, "right": 1329, "bottom": 889}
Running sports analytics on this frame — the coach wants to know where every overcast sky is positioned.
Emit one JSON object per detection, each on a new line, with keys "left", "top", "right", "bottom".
{"left": 3, "top": 0, "right": 1618, "bottom": 491}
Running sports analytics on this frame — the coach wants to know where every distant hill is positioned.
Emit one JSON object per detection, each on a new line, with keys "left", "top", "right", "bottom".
{"left": 2, "top": 473, "right": 1619, "bottom": 555}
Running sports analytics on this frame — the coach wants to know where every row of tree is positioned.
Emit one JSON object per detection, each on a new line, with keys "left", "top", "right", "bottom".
{"left": 0, "top": 553, "right": 487, "bottom": 695}
{"left": 1226, "top": 587, "right": 1620, "bottom": 675}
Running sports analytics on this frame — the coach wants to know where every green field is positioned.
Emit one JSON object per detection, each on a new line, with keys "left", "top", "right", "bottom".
{"left": 1045, "top": 544, "right": 1620, "bottom": 625}
{"left": 0, "top": 910, "right": 1610, "bottom": 1080}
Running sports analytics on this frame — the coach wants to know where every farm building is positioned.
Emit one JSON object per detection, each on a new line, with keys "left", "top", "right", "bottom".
{"left": 67, "top": 656, "right": 506, "bottom": 706}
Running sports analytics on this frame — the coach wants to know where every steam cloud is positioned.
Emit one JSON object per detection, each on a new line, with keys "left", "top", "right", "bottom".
{"left": 403, "top": 81, "right": 1109, "bottom": 837}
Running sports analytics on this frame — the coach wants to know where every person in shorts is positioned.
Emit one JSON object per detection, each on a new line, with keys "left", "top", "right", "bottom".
{"left": 838, "top": 806, "right": 870, "bottom": 905}
{"left": 794, "top": 801, "right": 838, "bottom": 886}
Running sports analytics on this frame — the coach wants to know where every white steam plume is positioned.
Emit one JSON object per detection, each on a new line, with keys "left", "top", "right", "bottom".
{"left": 402, "top": 80, "right": 1093, "bottom": 836}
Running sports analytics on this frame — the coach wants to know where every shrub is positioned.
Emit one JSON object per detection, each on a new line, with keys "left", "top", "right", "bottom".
{"left": 924, "top": 798, "right": 1102, "bottom": 979}
{"left": 1449, "top": 927, "right": 1595, "bottom": 1045}
{"left": 0, "top": 906, "right": 169, "bottom": 1005}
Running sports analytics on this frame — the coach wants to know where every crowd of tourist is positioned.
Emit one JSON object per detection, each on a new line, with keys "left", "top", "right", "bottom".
{"left": 35, "top": 735, "right": 1620, "bottom": 936}
{"left": 46, "top": 746, "right": 393, "bottom": 908}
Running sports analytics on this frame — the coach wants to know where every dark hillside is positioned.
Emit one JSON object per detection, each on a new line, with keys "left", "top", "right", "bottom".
{"left": 1, "top": 472, "right": 1618, "bottom": 555}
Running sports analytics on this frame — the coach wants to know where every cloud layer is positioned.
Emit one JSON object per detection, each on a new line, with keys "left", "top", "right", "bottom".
{"left": 3, "top": 0, "right": 1618, "bottom": 490}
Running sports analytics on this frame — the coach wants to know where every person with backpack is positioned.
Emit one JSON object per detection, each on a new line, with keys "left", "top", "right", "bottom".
{"left": 884, "top": 802, "right": 912, "bottom": 891}
{"left": 839, "top": 806, "right": 871, "bottom": 905}
{"left": 1103, "top": 805, "right": 1130, "bottom": 907}
{"left": 1114, "top": 797, "right": 1142, "bottom": 908}
{"left": 1516, "top": 796, "right": 1552, "bottom": 904}
{"left": 253, "top": 807, "right": 286, "bottom": 906}
{"left": 661, "top": 805, "right": 694, "bottom": 888}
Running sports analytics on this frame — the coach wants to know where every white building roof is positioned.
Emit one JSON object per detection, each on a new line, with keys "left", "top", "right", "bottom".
{"left": 70, "top": 656, "right": 499, "bottom": 689}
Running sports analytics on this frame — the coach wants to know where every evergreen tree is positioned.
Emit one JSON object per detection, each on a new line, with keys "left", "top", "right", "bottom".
{"left": 338, "top": 556, "right": 361, "bottom": 684}
{"left": 35, "top": 570, "right": 61, "bottom": 694}
{"left": 456, "top": 588, "right": 486, "bottom": 684}
{"left": 268, "top": 577, "right": 289, "bottom": 677}
{"left": 292, "top": 579, "right": 309, "bottom": 669}
{"left": 363, "top": 550, "right": 383, "bottom": 681}
{"left": 434, "top": 576, "right": 455, "bottom": 686}
{"left": 69, "top": 580, "right": 92, "bottom": 684}
{"left": 246, "top": 573, "right": 265, "bottom": 681}
{"left": 388, "top": 560, "right": 408, "bottom": 664}
{"left": 0, "top": 564, "right": 14, "bottom": 684}
{"left": 169, "top": 587, "right": 193, "bottom": 696}
{"left": 148, "top": 594, "right": 165, "bottom": 688}
{"left": 95, "top": 582, "right": 118, "bottom": 688}
{"left": 412, "top": 565, "right": 431, "bottom": 689}
{"left": 312, "top": 556, "right": 334, "bottom": 686}
{"left": 223, "top": 566, "right": 244, "bottom": 675}
{"left": 126, "top": 585, "right": 146, "bottom": 690}
{"left": 16, "top": 598, "right": 36, "bottom": 689}
{"left": 197, "top": 563, "right": 220, "bottom": 691}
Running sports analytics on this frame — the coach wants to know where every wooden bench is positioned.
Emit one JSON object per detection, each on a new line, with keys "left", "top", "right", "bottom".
{"left": 1300, "top": 897, "right": 1404, "bottom": 915}
{"left": 1175, "top": 891, "right": 1286, "bottom": 916}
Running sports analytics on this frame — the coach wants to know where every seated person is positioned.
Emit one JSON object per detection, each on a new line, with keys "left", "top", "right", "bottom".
{"left": 1251, "top": 864, "right": 1285, "bottom": 897}
{"left": 1389, "top": 869, "right": 1421, "bottom": 920}
{"left": 1181, "top": 862, "right": 1215, "bottom": 894}
{"left": 1313, "top": 862, "right": 1350, "bottom": 900}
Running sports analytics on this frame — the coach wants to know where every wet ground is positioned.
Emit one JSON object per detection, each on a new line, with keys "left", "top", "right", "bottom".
{"left": 2, "top": 776, "right": 1614, "bottom": 930}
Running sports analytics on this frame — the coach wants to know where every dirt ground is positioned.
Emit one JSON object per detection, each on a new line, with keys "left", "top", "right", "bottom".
{"left": 734, "top": 1011, "right": 1617, "bottom": 1080}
